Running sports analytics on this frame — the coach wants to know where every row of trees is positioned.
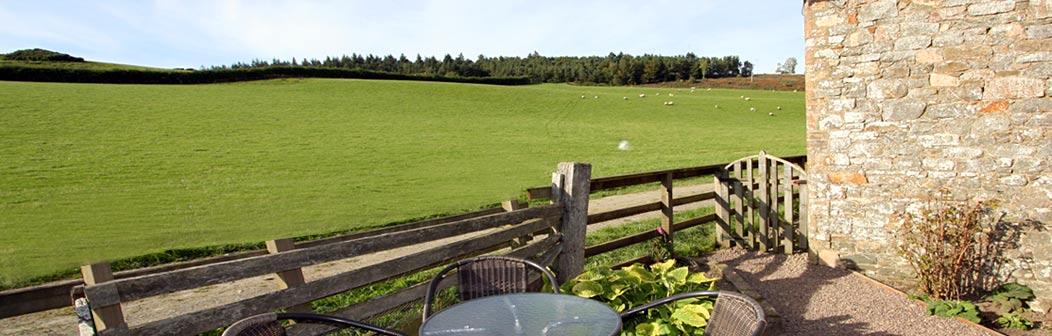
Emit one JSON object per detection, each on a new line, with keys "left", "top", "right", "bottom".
{"left": 218, "top": 52, "right": 754, "bottom": 85}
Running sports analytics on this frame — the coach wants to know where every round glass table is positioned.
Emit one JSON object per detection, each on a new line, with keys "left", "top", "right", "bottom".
{"left": 419, "top": 293, "right": 621, "bottom": 336}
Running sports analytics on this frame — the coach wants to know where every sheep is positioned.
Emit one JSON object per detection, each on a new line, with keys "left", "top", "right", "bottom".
{"left": 690, "top": 86, "right": 696, "bottom": 90}
{"left": 668, "top": 93, "right": 674, "bottom": 97}
{"left": 714, "top": 104, "right": 719, "bottom": 108}
{"left": 706, "top": 88, "right": 711, "bottom": 91}
{"left": 664, "top": 101, "right": 674, "bottom": 106}
{"left": 594, "top": 95, "right": 599, "bottom": 99}
{"left": 769, "top": 112, "right": 775, "bottom": 116}
{"left": 776, "top": 106, "right": 782, "bottom": 110}
{"left": 749, "top": 107, "right": 756, "bottom": 112}
{"left": 744, "top": 97, "right": 751, "bottom": 101}
{"left": 639, "top": 93, "right": 647, "bottom": 98}
{"left": 623, "top": 96, "right": 628, "bottom": 100}
{"left": 581, "top": 95, "right": 586, "bottom": 99}
{"left": 740, "top": 95, "right": 745, "bottom": 99}
{"left": 655, "top": 93, "right": 661, "bottom": 96}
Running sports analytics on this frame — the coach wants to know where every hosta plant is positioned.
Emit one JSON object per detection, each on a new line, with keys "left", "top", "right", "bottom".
{"left": 563, "top": 260, "right": 718, "bottom": 335}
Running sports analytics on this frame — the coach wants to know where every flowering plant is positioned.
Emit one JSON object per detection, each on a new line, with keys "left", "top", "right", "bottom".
{"left": 652, "top": 226, "right": 675, "bottom": 261}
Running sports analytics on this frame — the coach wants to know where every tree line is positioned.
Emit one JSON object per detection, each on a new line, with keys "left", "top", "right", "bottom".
{"left": 219, "top": 52, "right": 754, "bottom": 85}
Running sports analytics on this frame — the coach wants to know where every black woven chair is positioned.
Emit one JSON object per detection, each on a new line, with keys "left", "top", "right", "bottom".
{"left": 421, "top": 255, "right": 560, "bottom": 321}
{"left": 221, "top": 312, "right": 407, "bottom": 336}
{"left": 620, "top": 291, "right": 766, "bottom": 336}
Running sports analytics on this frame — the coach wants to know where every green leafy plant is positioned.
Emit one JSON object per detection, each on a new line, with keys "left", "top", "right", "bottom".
{"left": 910, "top": 295, "right": 981, "bottom": 323}
{"left": 563, "top": 260, "right": 718, "bottom": 335}
{"left": 893, "top": 194, "right": 1003, "bottom": 300}
{"left": 989, "top": 283, "right": 1035, "bottom": 313}
{"left": 996, "top": 312, "right": 1033, "bottom": 330}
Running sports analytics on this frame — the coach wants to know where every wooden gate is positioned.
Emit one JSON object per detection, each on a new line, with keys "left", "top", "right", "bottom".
{"left": 713, "top": 151, "right": 807, "bottom": 254}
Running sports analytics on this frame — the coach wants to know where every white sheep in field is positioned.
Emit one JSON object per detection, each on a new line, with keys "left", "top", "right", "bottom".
{"left": 769, "top": 112, "right": 775, "bottom": 116}
{"left": 581, "top": 95, "right": 586, "bottom": 99}
{"left": 740, "top": 95, "right": 744, "bottom": 99}
{"left": 623, "top": 97, "right": 628, "bottom": 100}
{"left": 639, "top": 93, "right": 647, "bottom": 98}
{"left": 594, "top": 96, "right": 599, "bottom": 99}
{"left": 777, "top": 106, "right": 782, "bottom": 110}
{"left": 714, "top": 104, "right": 719, "bottom": 108}
{"left": 655, "top": 93, "right": 661, "bottom": 96}
{"left": 668, "top": 93, "right": 674, "bottom": 97}
{"left": 744, "top": 97, "right": 751, "bottom": 101}
{"left": 664, "top": 101, "right": 674, "bottom": 106}
{"left": 707, "top": 88, "right": 711, "bottom": 91}
{"left": 690, "top": 86, "right": 696, "bottom": 90}
{"left": 749, "top": 107, "right": 756, "bottom": 112}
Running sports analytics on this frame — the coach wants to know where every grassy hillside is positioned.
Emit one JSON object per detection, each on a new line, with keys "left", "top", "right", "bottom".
{"left": 0, "top": 79, "right": 804, "bottom": 287}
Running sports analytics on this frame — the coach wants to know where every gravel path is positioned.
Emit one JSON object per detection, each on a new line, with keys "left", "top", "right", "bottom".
{"left": 706, "top": 247, "right": 999, "bottom": 336}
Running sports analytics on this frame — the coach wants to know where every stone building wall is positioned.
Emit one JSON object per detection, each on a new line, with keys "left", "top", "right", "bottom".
{"left": 803, "top": 0, "right": 1052, "bottom": 309}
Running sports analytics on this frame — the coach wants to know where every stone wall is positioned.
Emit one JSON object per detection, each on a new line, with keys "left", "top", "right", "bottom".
{"left": 803, "top": 0, "right": 1052, "bottom": 310}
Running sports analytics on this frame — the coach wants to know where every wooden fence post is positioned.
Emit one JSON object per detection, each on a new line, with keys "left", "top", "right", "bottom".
{"left": 758, "top": 151, "right": 770, "bottom": 252}
{"left": 81, "top": 262, "right": 126, "bottom": 332}
{"left": 265, "top": 238, "right": 311, "bottom": 312}
{"left": 553, "top": 162, "right": 591, "bottom": 283}
{"left": 660, "top": 172, "right": 674, "bottom": 247}
{"left": 782, "top": 165, "right": 795, "bottom": 254}
{"left": 714, "top": 169, "right": 731, "bottom": 248}
{"left": 503, "top": 199, "right": 531, "bottom": 248}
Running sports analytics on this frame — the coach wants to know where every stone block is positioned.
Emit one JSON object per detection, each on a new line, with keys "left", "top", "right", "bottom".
{"left": 1032, "top": 0, "right": 1052, "bottom": 19}
{"left": 944, "top": 44, "right": 993, "bottom": 61}
{"left": 859, "top": 0, "right": 898, "bottom": 22}
{"left": 844, "top": 30, "right": 874, "bottom": 47}
{"left": 1001, "top": 175, "right": 1029, "bottom": 186}
{"left": 979, "top": 100, "right": 1010, "bottom": 113}
{"left": 918, "top": 133, "right": 960, "bottom": 147}
{"left": 881, "top": 100, "right": 927, "bottom": 121}
{"left": 933, "top": 32, "right": 965, "bottom": 47}
{"left": 828, "top": 171, "right": 869, "bottom": 184}
{"left": 1026, "top": 24, "right": 1052, "bottom": 39}
{"left": 815, "top": 13, "right": 846, "bottom": 27}
{"left": 974, "top": 114, "right": 1012, "bottom": 131}
{"left": 943, "top": 147, "right": 985, "bottom": 159}
{"left": 1014, "top": 39, "right": 1052, "bottom": 53}
{"left": 867, "top": 79, "right": 909, "bottom": 99}
{"left": 1008, "top": 98, "right": 1052, "bottom": 113}
{"left": 933, "top": 61, "right": 971, "bottom": 75}
{"left": 930, "top": 73, "right": 960, "bottom": 87}
{"left": 943, "top": 0, "right": 981, "bottom": 6}
{"left": 984, "top": 76, "right": 1047, "bottom": 100}
{"left": 915, "top": 48, "right": 943, "bottom": 63}
{"left": 925, "top": 103, "right": 976, "bottom": 119}
{"left": 1018, "top": 52, "right": 1052, "bottom": 63}
{"left": 943, "top": 85, "right": 985, "bottom": 101}
{"left": 961, "top": 69, "right": 995, "bottom": 81}
{"left": 923, "top": 158, "right": 956, "bottom": 171}
{"left": 990, "top": 22, "right": 1026, "bottom": 40}
{"left": 895, "top": 35, "right": 932, "bottom": 50}
{"left": 968, "top": 0, "right": 1016, "bottom": 16}
{"left": 901, "top": 22, "right": 940, "bottom": 36}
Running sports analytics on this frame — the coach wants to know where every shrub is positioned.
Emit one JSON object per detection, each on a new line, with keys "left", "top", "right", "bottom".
{"left": 3, "top": 48, "right": 84, "bottom": 62}
{"left": 892, "top": 193, "right": 1003, "bottom": 300}
{"left": 562, "top": 260, "right": 718, "bottom": 335}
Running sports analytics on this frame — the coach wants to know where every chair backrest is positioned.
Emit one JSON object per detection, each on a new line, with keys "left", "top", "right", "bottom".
{"left": 221, "top": 312, "right": 407, "bottom": 336}
{"left": 422, "top": 256, "right": 559, "bottom": 321}
{"left": 619, "top": 291, "right": 766, "bottom": 336}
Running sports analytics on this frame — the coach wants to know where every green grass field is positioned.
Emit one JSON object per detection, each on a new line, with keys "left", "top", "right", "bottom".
{"left": 0, "top": 78, "right": 803, "bottom": 288}
{"left": 0, "top": 59, "right": 179, "bottom": 71}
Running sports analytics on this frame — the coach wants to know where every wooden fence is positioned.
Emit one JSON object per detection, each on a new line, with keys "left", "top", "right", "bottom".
{"left": 2, "top": 155, "right": 805, "bottom": 335}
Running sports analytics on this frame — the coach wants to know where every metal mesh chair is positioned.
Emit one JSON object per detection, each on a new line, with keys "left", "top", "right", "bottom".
{"left": 221, "top": 312, "right": 407, "bottom": 336}
{"left": 421, "top": 255, "right": 560, "bottom": 321}
{"left": 619, "top": 291, "right": 766, "bottom": 336}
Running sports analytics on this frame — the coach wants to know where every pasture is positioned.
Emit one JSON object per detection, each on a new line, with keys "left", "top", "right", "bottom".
{"left": 0, "top": 78, "right": 804, "bottom": 288}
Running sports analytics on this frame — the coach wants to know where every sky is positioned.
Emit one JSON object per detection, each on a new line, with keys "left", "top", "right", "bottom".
{"left": 0, "top": 0, "right": 805, "bottom": 74}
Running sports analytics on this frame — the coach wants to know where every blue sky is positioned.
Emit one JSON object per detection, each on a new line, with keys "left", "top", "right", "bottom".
{"left": 0, "top": 0, "right": 805, "bottom": 74}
